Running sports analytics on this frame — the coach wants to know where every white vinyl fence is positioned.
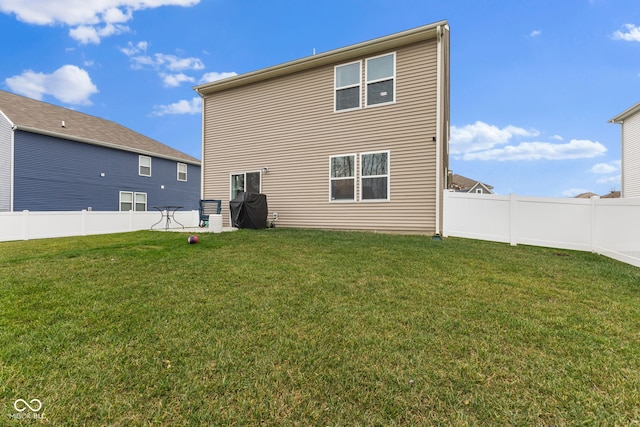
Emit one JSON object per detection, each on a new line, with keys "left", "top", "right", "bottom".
{"left": 443, "top": 191, "right": 640, "bottom": 268}
{"left": 0, "top": 209, "right": 200, "bottom": 242}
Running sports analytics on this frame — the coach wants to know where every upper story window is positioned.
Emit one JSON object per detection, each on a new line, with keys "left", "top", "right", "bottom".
{"left": 330, "top": 154, "right": 356, "bottom": 201}
{"left": 139, "top": 155, "right": 151, "bottom": 177}
{"left": 334, "top": 61, "right": 361, "bottom": 111}
{"left": 334, "top": 52, "right": 396, "bottom": 112}
{"left": 177, "top": 163, "right": 187, "bottom": 181}
{"left": 366, "top": 53, "right": 395, "bottom": 107}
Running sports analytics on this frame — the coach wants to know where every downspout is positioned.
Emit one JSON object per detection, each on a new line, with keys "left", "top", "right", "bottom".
{"left": 434, "top": 24, "right": 443, "bottom": 236}
{"left": 196, "top": 90, "right": 205, "bottom": 201}
{"left": 10, "top": 124, "right": 15, "bottom": 212}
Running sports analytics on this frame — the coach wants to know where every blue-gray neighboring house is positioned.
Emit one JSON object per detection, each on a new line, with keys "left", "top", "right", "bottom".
{"left": 0, "top": 90, "right": 200, "bottom": 212}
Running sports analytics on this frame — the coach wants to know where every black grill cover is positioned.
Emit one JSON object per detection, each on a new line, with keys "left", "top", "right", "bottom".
{"left": 229, "top": 192, "right": 268, "bottom": 229}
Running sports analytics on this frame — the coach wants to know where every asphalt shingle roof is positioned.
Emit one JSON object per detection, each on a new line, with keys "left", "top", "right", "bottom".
{"left": 0, "top": 90, "right": 200, "bottom": 165}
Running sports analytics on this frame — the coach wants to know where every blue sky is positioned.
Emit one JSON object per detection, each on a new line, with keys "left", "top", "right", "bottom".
{"left": 1, "top": 0, "right": 639, "bottom": 197}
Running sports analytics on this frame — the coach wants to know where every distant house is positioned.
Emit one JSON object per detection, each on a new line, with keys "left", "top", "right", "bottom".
{"left": 0, "top": 90, "right": 200, "bottom": 212}
{"left": 600, "top": 190, "right": 621, "bottom": 199}
{"left": 609, "top": 102, "right": 640, "bottom": 198}
{"left": 574, "top": 191, "right": 620, "bottom": 199}
{"left": 574, "top": 192, "right": 598, "bottom": 199}
{"left": 195, "top": 21, "right": 451, "bottom": 234}
{"left": 450, "top": 174, "right": 494, "bottom": 194}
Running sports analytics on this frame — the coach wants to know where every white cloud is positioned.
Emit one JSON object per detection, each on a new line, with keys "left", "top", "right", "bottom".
{"left": 161, "top": 73, "right": 195, "bottom": 87}
{"left": 450, "top": 121, "right": 539, "bottom": 155}
{"left": 530, "top": 30, "right": 541, "bottom": 37}
{"left": 120, "top": 41, "right": 148, "bottom": 56}
{"left": 0, "top": 0, "right": 200, "bottom": 43}
{"left": 591, "top": 160, "right": 620, "bottom": 174}
{"left": 451, "top": 121, "right": 607, "bottom": 161}
{"left": 462, "top": 139, "right": 606, "bottom": 161}
{"left": 151, "top": 96, "right": 201, "bottom": 116}
{"left": 597, "top": 174, "right": 621, "bottom": 184}
{"left": 154, "top": 53, "right": 204, "bottom": 71}
{"left": 5, "top": 65, "right": 98, "bottom": 105}
{"left": 612, "top": 24, "right": 640, "bottom": 42}
{"left": 123, "top": 46, "right": 207, "bottom": 86}
{"left": 200, "top": 71, "right": 238, "bottom": 83}
{"left": 70, "top": 23, "right": 130, "bottom": 44}
{"left": 551, "top": 134, "right": 563, "bottom": 141}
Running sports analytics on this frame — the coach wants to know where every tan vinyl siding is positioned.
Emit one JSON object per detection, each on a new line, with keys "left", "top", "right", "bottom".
{"left": 203, "top": 39, "right": 442, "bottom": 232}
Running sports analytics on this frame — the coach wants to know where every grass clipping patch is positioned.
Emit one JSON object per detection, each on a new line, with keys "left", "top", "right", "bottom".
{"left": 1, "top": 229, "right": 639, "bottom": 425}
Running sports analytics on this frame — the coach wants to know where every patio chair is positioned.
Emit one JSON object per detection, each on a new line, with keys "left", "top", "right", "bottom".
{"left": 199, "top": 199, "right": 222, "bottom": 227}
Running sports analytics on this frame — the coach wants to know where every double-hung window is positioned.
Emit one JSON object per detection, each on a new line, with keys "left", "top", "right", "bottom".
{"left": 329, "top": 152, "right": 390, "bottom": 202}
{"left": 119, "top": 191, "right": 147, "bottom": 211}
{"left": 230, "top": 171, "right": 261, "bottom": 200}
{"left": 330, "top": 154, "right": 356, "bottom": 201}
{"left": 366, "top": 53, "right": 395, "bottom": 107}
{"left": 334, "top": 61, "right": 361, "bottom": 111}
{"left": 177, "top": 163, "right": 187, "bottom": 181}
{"left": 335, "top": 52, "right": 396, "bottom": 111}
{"left": 139, "top": 155, "right": 151, "bottom": 176}
{"left": 360, "top": 151, "right": 389, "bottom": 201}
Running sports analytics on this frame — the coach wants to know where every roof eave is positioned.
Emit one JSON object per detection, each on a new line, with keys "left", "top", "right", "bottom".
{"left": 609, "top": 101, "right": 640, "bottom": 124}
{"left": 194, "top": 20, "right": 447, "bottom": 96}
{"left": 13, "top": 125, "right": 201, "bottom": 166}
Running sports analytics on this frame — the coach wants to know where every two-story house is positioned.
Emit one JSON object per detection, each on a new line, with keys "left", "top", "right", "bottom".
{"left": 194, "top": 21, "right": 450, "bottom": 233}
{"left": 0, "top": 90, "right": 200, "bottom": 212}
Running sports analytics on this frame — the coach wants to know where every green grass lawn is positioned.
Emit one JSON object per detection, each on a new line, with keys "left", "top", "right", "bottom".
{"left": 1, "top": 229, "right": 639, "bottom": 426}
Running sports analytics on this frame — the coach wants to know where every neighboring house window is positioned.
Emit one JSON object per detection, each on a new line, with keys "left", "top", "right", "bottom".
{"left": 366, "top": 53, "right": 395, "bottom": 107}
{"left": 335, "top": 61, "right": 361, "bottom": 111}
{"left": 330, "top": 154, "right": 356, "bottom": 201}
{"left": 120, "top": 191, "right": 133, "bottom": 211}
{"left": 139, "top": 155, "right": 151, "bottom": 176}
{"left": 177, "top": 163, "right": 187, "bottom": 181}
{"left": 230, "top": 171, "right": 261, "bottom": 200}
{"left": 476, "top": 188, "right": 483, "bottom": 194}
{"left": 360, "top": 151, "right": 389, "bottom": 201}
{"left": 135, "top": 192, "right": 147, "bottom": 211}
{"left": 119, "top": 191, "right": 147, "bottom": 211}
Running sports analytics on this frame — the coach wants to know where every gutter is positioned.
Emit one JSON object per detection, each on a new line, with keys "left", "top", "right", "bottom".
{"left": 609, "top": 101, "right": 640, "bottom": 124}
{"left": 12, "top": 124, "right": 201, "bottom": 166}
{"left": 434, "top": 24, "right": 450, "bottom": 236}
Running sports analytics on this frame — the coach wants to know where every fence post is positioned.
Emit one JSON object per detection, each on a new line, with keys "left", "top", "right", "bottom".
{"left": 22, "top": 210, "right": 30, "bottom": 240}
{"left": 442, "top": 190, "right": 450, "bottom": 237}
{"left": 82, "top": 210, "right": 87, "bottom": 236}
{"left": 590, "top": 196, "right": 599, "bottom": 254}
{"left": 509, "top": 193, "right": 518, "bottom": 246}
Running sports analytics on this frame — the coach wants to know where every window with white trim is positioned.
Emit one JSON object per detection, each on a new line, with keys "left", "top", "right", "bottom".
{"left": 230, "top": 171, "right": 261, "bottom": 200}
{"left": 334, "top": 52, "right": 396, "bottom": 112}
{"left": 135, "top": 192, "right": 147, "bottom": 211}
{"left": 366, "top": 53, "right": 395, "bottom": 106}
{"left": 334, "top": 61, "right": 361, "bottom": 111}
{"left": 119, "top": 191, "right": 147, "bottom": 211}
{"left": 120, "top": 191, "right": 133, "bottom": 211}
{"left": 360, "top": 151, "right": 389, "bottom": 201}
{"left": 330, "top": 154, "right": 356, "bottom": 201}
{"left": 139, "top": 155, "right": 151, "bottom": 176}
{"left": 177, "top": 163, "right": 187, "bottom": 181}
